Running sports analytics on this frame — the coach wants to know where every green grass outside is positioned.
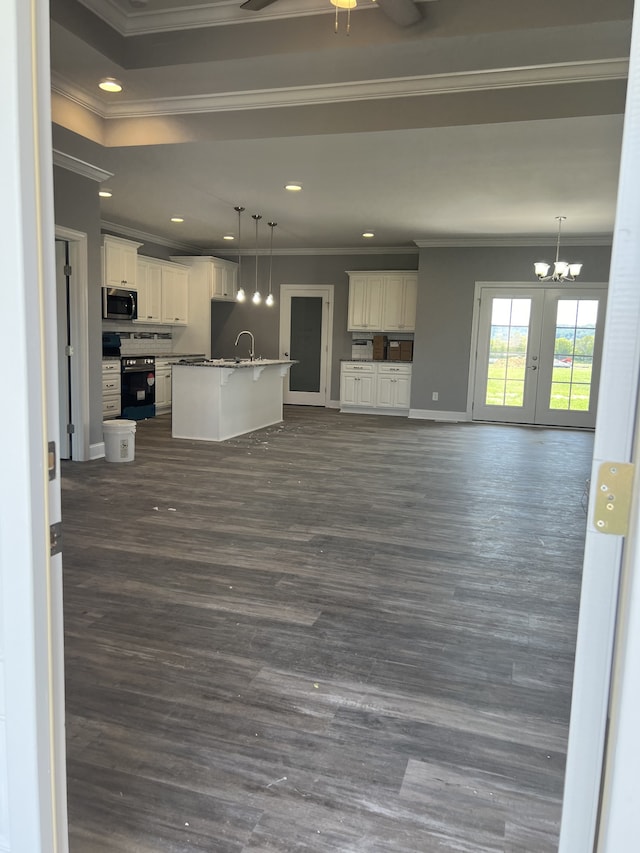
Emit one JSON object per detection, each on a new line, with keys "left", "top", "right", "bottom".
{"left": 485, "top": 357, "right": 593, "bottom": 410}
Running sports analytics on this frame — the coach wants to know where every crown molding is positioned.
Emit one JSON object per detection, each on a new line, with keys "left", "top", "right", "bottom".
{"left": 101, "top": 220, "right": 208, "bottom": 253}
{"left": 414, "top": 235, "right": 613, "bottom": 248}
{"left": 52, "top": 149, "right": 113, "bottom": 182}
{"left": 52, "top": 58, "right": 628, "bottom": 120}
{"left": 76, "top": 0, "right": 425, "bottom": 35}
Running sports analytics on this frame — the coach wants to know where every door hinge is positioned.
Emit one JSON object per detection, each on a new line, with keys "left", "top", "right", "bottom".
{"left": 65, "top": 345, "right": 74, "bottom": 357}
{"left": 63, "top": 264, "right": 72, "bottom": 276}
{"left": 50, "top": 522, "right": 63, "bottom": 557}
{"left": 593, "top": 462, "right": 634, "bottom": 536}
{"left": 66, "top": 423, "right": 75, "bottom": 435}
{"left": 48, "top": 441, "right": 56, "bottom": 481}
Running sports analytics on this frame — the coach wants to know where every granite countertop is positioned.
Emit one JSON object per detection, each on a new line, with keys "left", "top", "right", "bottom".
{"left": 177, "top": 359, "right": 295, "bottom": 368}
{"left": 342, "top": 358, "right": 413, "bottom": 363}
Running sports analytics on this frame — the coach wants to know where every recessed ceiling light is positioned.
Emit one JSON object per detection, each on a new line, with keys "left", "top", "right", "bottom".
{"left": 170, "top": 217, "right": 184, "bottom": 223}
{"left": 223, "top": 235, "right": 235, "bottom": 241}
{"left": 362, "top": 231, "right": 375, "bottom": 238}
{"left": 285, "top": 183, "right": 302, "bottom": 192}
{"left": 98, "top": 189, "right": 112, "bottom": 198}
{"left": 99, "top": 77, "right": 123, "bottom": 93}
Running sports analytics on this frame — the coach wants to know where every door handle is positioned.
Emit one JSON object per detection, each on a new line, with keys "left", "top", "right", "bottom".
{"left": 527, "top": 365, "right": 538, "bottom": 370}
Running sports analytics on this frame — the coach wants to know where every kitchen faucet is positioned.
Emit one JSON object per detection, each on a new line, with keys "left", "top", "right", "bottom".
{"left": 234, "top": 330, "right": 255, "bottom": 361}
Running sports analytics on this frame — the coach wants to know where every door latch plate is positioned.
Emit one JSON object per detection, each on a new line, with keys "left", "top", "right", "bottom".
{"left": 593, "top": 462, "right": 634, "bottom": 536}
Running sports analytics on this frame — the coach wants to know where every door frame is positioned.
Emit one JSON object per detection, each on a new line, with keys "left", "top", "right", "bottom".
{"left": 55, "top": 226, "right": 90, "bottom": 461}
{"left": 279, "top": 284, "right": 334, "bottom": 406}
{"left": 467, "top": 281, "right": 609, "bottom": 424}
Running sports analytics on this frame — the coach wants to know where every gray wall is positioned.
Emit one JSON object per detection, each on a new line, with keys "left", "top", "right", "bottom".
{"left": 413, "top": 245, "right": 613, "bottom": 414}
{"left": 209, "top": 253, "right": 419, "bottom": 399}
{"left": 53, "top": 165, "right": 104, "bottom": 445}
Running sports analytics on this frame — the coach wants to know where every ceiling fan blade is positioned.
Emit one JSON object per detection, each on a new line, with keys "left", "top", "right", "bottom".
{"left": 240, "top": 0, "right": 280, "bottom": 11}
{"left": 375, "top": 0, "right": 422, "bottom": 27}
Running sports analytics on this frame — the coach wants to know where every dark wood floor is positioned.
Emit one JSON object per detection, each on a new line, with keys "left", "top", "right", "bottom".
{"left": 61, "top": 407, "right": 593, "bottom": 852}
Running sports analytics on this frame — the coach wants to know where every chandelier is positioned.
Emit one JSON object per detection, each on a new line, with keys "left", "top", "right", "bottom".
{"left": 534, "top": 216, "right": 583, "bottom": 282}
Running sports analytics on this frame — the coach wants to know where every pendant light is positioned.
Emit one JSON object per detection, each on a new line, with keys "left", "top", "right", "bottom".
{"left": 534, "top": 216, "right": 583, "bottom": 282}
{"left": 251, "top": 214, "right": 262, "bottom": 304}
{"left": 266, "top": 221, "right": 277, "bottom": 307}
{"left": 234, "top": 206, "right": 246, "bottom": 302}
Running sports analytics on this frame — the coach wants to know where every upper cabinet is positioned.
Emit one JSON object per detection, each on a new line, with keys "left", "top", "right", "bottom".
{"left": 102, "top": 235, "right": 142, "bottom": 290}
{"left": 135, "top": 258, "right": 189, "bottom": 325}
{"left": 347, "top": 271, "right": 418, "bottom": 332}
{"left": 173, "top": 256, "right": 238, "bottom": 302}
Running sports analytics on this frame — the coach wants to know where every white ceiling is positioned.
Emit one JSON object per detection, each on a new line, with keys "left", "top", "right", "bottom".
{"left": 50, "top": 0, "right": 633, "bottom": 252}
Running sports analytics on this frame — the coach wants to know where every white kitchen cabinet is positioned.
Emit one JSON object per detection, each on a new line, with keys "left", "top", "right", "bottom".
{"left": 102, "top": 235, "right": 141, "bottom": 290}
{"left": 210, "top": 258, "right": 238, "bottom": 300}
{"left": 154, "top": 359, "right": 173, "bottom": 412}
{"left": 169, "top": 256, "right": 239, "bottom": 358}
{"left": 381, "top": 274, "right": 417, "bottom": 331}
{"left": 340, "top": 361, "right": 412, "bottom": 415}
{"left": 136, "top": 259, "right": 162, "bottom": 323}
{"left": 347, "top": 271, "right": 417, "bottom": 332}
{"left": 376, "top": 363, "right": 412, "bottom": 409}
{"left": 161, "top": 263, "right": 189, "bottom": 325}
{"left": 347, "top": 274, "right": 384, "bottom": 331}
{"left": 340, "top": 361, "right": 377, "bottom": 407}
{"left": 102, "top": 359, "right": 121, "bottom": 418}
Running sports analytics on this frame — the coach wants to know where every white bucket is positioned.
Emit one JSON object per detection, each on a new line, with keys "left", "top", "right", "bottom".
{"left": 103, "top": 419, "right": 137, "bottom": 463}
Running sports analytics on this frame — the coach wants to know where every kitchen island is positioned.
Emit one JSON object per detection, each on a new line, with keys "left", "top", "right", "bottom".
{"left": 171, "top": 359, "right": 294, "bottom": 442}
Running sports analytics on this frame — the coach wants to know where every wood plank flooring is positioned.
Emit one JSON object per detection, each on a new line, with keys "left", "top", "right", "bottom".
{"left": 61, "top": 407, "right": 594, "bottom": 852}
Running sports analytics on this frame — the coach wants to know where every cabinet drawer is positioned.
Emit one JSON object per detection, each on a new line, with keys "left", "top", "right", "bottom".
{"left": 341, "top": 362, "right": 375, "bottom": 374}
{"left": 378, "top": 363, "right": 412, "bottom": 376}
{"left": 102, "top": 398, "right": 121, "bottom": 417}
{"left": 102, "top": 361, "right": 120, "bottom": 375}
{"left": 102, "top": 377, "right": 121, "bottom": 394}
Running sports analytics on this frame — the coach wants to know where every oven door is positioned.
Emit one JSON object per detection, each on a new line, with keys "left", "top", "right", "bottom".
{"left": 121, "top": 369, "right": 155, "bottom": 420}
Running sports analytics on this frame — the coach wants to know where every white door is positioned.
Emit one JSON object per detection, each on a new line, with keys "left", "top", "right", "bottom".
{"left": 473, "top": 285, "right": 607, "bottom": 428}
{"left": 279, "top": 285, "right": 334, "bottom": 406}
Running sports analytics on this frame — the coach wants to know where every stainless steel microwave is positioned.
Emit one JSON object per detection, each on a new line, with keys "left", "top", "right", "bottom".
{"left": 102, "top": 287, "right": 137, "bottom": 321}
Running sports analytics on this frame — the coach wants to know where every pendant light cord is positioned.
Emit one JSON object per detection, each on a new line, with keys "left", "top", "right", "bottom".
{"left": 268, "top": 222, "right": 276, "bottom": 295}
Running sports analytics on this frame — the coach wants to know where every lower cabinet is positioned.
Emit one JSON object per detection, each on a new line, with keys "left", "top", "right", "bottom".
{"left": 154, "top": 360, "right": 173, "bottom": 413}
{"left": 102, "top": 359, "right": 121, "bottom": 419}
{"left": 340, "top": 361, "right": 411, "bottom": 414}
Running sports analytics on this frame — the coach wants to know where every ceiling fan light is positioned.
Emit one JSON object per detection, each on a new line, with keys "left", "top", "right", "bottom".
{"left": 331, "top": 0, "right": 357, "bottom": 7}
{"left": 534, "top": 262, "right": 550, "bottom": 279}
{"left": 569, "top": 263, "right": 583, "bottom": 277}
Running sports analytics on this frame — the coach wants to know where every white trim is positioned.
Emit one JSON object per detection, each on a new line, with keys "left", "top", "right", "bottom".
{"left": 52, "top": 148, "right": 113, "bottom": 182}
{"left": 76, "top": 0, "right": 433, "bottom": 35}
{"left": 101, "top": 219, "right": 208, "bottom": 254}
{"left": 409, "top": 408, "right": 469, "bottom": 422}
{"left": 327, "top": 399, "right": 341, "bottom": 410}
{"left": 341, "top": 406, "right": 409, "bottom": 416}
{"left": 56, "top": 226, "right": 91, "bottom": 462}
{"left": 90, "top": 441, "right": 106, "bottom": 460}
{"left": 415, "top": 235, "right": 613, "bottom": 248}
{"left": 52, "top": 58, "right": 628, "bottom": 119}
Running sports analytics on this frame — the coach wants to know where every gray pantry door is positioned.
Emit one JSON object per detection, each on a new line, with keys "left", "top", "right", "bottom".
{"left": 279, "top": 285, "right": 334, "bottom": 405}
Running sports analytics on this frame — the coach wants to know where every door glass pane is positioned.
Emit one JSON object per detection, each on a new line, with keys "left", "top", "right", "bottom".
{"left": 486, "top": 298, "right": 531, "bottom": 407}
{"left": 549, "top": 299, "right": 598, "bottom": 411}
{"left": 289, "top": 296, "right": 322, "bottom": 393}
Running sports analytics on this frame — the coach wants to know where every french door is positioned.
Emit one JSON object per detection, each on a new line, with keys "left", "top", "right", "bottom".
{"left": 473, "top": 285, "right": 607, "bottom": 428}
{"left": 279, "top": 285, "right": 334, "bottom": 406}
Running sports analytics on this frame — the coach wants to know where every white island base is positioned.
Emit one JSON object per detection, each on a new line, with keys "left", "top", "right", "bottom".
{"left": 171, "top": 360, "right": 294, "bottom": 442}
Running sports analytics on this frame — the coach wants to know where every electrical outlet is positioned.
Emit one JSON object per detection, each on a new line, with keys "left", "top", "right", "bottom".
{"left": 432, "top": 391, "right": 439, "bottom": 401}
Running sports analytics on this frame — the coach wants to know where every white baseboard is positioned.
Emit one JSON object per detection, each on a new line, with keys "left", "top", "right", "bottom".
{"left": 409, "top": 408, "right": 469, "bottom": 422}
{"left": 90, "top": 441, "right": 105, "bottom": 460}
{"left": 327, "top": 399, "right": 341, "bottom": 410}
{"left": 340, "top": 406, "right": 409, "bottom": 417}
